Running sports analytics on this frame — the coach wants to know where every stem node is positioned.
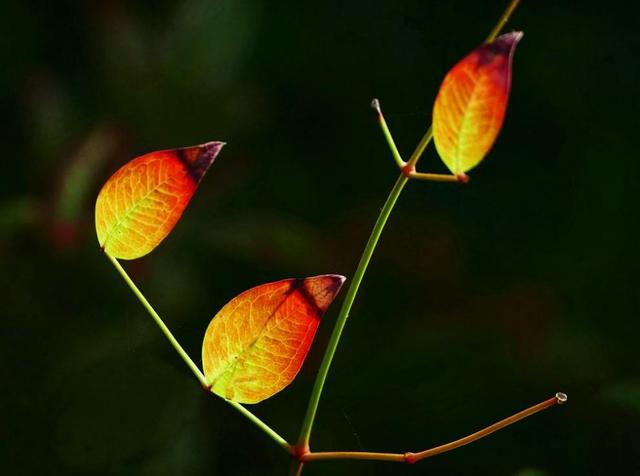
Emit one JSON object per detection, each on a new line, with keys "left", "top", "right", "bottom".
{"left": 457, "top": 173, "right": 470, "bottom": 184}
{"left": 295, "top": 444, "right": 311, "bottom": 461}
{"left": 404, "top": 452, "right": 417, "bottom": 464}
{"left": 401, "top": 163, "right": 416, "bottom": 177}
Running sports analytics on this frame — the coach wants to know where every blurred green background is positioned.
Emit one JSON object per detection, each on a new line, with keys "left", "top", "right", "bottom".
{"left": 2, "top": 1, "right": 638, "bottom": 475}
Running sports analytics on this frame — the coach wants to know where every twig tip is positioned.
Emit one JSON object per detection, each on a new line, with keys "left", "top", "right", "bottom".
{"left": 555, "top": 392, "right": 568, "bottom": 404}
{"left": 404, "top": 452, "right": 417, "bottom": 464}
{"left": 370, "top": 98, "right": 381, "bottom": 113}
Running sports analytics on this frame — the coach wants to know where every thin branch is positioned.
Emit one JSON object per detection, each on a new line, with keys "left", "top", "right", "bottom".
{"left": 372, "top": 100, "right": 466, "bottom": 185}
{"left": 289, "top": 461, "right": 305, "bottom": 476}
{"left": 302, "top": 393, "right": 566, "bottom": 463}
{"left": 107, "top": 253, "right": 208, "bottom": 387}
{"left": 371, "top": 98, "right": 406, "bottom": 169}
{"left": 226, "top": 400, "right": 294, "bottom": 454}
{"left": 405, "top": 125, "right": 434, "bottom": 170}
{"left": 296, "top": 0, "right": 525, "bottom": 457}
{"left": 485, "top": 0, "right": 522, "bottom": 43}
{"left": 106, "top": 253, "right": 293, "bottom": 454}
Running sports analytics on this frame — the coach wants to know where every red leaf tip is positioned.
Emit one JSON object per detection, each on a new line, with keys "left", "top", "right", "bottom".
{"left": 201, "top": 140, "right": 226, "bottom": 156}
{"left": 198, "top": 140, "right": 225, "bottom": 171}
{"left": 298, "top": 274, "right": 346, "bottom": 314}
{"left": 177, "top": 141, "right": 225, "bottom": 183}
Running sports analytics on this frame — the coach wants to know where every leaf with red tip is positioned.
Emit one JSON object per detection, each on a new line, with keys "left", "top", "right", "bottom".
{"left": 202, "top": 275, "right": 346, "bottom": 404}
{"left": 433, "top": 32, "right": 523, "bottom": 174}
{"left": 95, "top": 141, "right": 224, "bottom": 260}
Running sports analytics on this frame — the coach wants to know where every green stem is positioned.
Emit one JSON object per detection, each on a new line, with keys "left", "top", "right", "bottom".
{"left": 371, "top": 98, "right": 405, "bottom": 169}
{"left": 405, "top": 126, "right": 433, "bottom": 169}
{"left": 485, "top": 0, "right": 521, "bottom": 43}
{"left": 106, "top": 253, "right": 207, "bottom": 387}
{"left": 106, "top": 253, "right": 293, "bottom": 454}
{"left": 290, "top": 461, "right": 305, "bottom": 476}
{"left": 227, "top": 400, "right": 294, "bottom": 454}
{"left": 296, "top": 0, "right": 523, "bottom": 454}
{"left": 296, "top": 173, "right": 410, "bottom": 448}
{"left": 409, "top": 171, "right": 467, "bottom": 183}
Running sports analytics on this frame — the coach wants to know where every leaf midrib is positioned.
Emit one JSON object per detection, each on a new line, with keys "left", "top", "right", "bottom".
{"left": 102, "top": 165, "right": 185, "bottom": 251}
{"left": 453, "top": 72, "right": 482, "bottom": 173}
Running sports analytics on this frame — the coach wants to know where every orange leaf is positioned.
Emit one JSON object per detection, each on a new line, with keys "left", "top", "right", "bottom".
{"left": 202, "top": 275, "right": 345, "bottom": 404}
{"left": 433, "top": 32, "right": 523, "bottom": 174}
{"left": 95, "top": 141, "right": 224, "bottom": 260}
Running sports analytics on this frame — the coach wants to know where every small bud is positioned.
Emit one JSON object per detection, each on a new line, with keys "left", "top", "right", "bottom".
{"left": 555, "top": 392, "right": 568, "bottom": 404}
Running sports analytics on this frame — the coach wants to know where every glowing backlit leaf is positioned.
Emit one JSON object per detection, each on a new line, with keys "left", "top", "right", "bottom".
{"left": 433, "top": 32, "right": 523, "bottom": 174}
{"left": 95, "top": 141, "right": 224, "bottom": 260}
{"left": 202, "top": 275, "right": 346, "bottom": 404}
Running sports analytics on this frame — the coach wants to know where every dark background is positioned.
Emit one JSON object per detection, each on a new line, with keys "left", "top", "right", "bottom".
{"left": 2, "top": 1, "right": 638, "bottom": 475}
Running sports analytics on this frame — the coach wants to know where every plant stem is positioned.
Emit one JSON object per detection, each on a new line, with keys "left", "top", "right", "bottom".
{"left": 371, "top": 98, "right": 405, "bottom": 168}
{"left": 296, "top": 0, "right": 524, "bottom": 455}
{"left": 289, "top": 461, "right": 305, "bottom": 476}
{"left": 106, "top": 253, "right": 292, "bottom": 454}
{"left": 302, "top": 393, "right": 566, "bottom": 463}
{"left": 373, "top": 99, "right": 467, "bottom": 184}
{"left": 405, "top": 125, "right": 433, "bottom": 169}
{"left": 227, "top": 400, "right": 294, "bottom": 454}
{"left": 296, "top": 173, "right": 410, "bottom": 448}
{"left": 106, "top": 253, "right": 208, "bottom": 387}
{"left": 485, "top": 0, "right": 522, "bottom": 43}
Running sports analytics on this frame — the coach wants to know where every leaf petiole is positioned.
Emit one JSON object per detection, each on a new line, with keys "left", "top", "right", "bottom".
{"left": 409, "top": 171, "right": 469, "bottom": 183}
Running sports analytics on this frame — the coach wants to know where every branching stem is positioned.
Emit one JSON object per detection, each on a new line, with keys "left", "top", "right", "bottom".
{"left": 302, "top": 393, "right": 566, "bottom": 463}
{"left": 371, "top": 98, "right": 405, "bottom": 169}
{"left": 296, "top": 0, "right": 525, "bottom": 457}
{"left": 373, "top": 98, "right": 468, "bottom": 185}
{"left": 106, "top": 1, "right": 549, "bottom": 473}
{"left": 372, "top": 99, "right": 463, "bottom": 184}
